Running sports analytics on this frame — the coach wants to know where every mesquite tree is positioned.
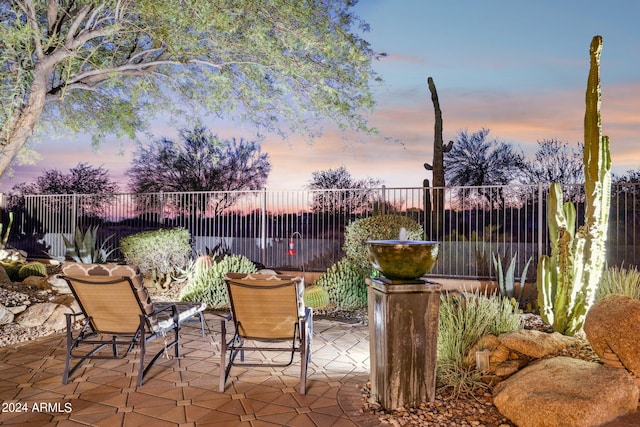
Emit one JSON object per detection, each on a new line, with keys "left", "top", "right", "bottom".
{"left": 0, "top": 0, "right": 380, "bottom": 176}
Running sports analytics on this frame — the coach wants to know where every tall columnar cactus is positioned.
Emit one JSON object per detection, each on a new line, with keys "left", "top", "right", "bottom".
{"left": 536, "top": 35, "right": 612, "bottom": 336}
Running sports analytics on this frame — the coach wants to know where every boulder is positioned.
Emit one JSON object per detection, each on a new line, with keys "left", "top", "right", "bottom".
{"left": 21, "top": 276, "right": 51, "bottom": 290}
{"left": 493, "top": 356, "right": 639, "bottom": 427}
{"left": 0, "top": 304, "right": 14, "bottom": 325}
{"left": 584, "top": 294, "right": 640, "bottom": 376}
{"left": 16, "top": 302, "right": 58, "bottom": 328}
{"left": 47, "top": 304, "right": 73, "bottom": 331}
{"left": 49, "top": 275, "right": 72, "bottom": 294}
{"left": 0, "top": 249, "right": 27, "bottom": 263}
{"left": 0, "top": 266, "right": 11, "bottom": 285}
{"left": 497, "top": 329, "right": 575, "bottom": 358}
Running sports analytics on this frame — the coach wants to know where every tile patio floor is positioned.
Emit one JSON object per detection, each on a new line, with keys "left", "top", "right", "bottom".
{"left": 0, "top": 314, "right": 379, "bottom": 426}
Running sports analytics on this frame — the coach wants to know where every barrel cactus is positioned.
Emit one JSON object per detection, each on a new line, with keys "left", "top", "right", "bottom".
{"left": 536, "top": 36, "right": 612, "bottom": 336}
{"left": 303, "top": 285, "right": 330, "bottom": 309}
{"left": 194, "top": 254, "right": 214, "bottom": 276}
{"left": 18, "top": 262, "right": 47, "bottom": 280}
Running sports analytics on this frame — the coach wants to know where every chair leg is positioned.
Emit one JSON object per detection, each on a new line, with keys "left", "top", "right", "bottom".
{"left": 219, "top": 319, "right": 228, "bottom": 392}
{"left": 198, "top": 311, "right": 205, "bottom": 337}
{"left": 62, "top": 314, "right": 73, "bottom": 384}
{"left": 136, "top": 327, "right": 146, "bottom": 387}
{"left": 300, "top": 317, "right": 308, "bottom": 395}
{"left": 174, "top": 324, "right": 180, "bottom": 358}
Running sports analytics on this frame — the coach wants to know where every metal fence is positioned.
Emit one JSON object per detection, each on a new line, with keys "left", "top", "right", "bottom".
{"left": 2, "top": 183, "right": 639, "bottom": 279}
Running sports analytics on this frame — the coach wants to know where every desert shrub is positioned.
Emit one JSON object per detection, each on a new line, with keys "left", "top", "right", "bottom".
{"left": 315, "top": 257, "right": 368, "bottom": 309}
{"left": 120, "top": 228, "right": 191, "bottom": 288}
{"left": 343, "top": 214, "right": 423, "bottom": 273}
{"left": 179, "top": 254, "right": 257, "bottom": 309}
{"left": 437, "top": 290, "right": 521, "bottom": 396}
{"left": 596, "top": 264, "right": 640, "bottom": 301}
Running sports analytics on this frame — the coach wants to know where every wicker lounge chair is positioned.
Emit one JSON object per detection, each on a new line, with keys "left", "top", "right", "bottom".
{"left": 220, "top": 273, "right": 312, "bottom": 394}
{"left": 60, "top": 262, "right": 206, "bottom": 386}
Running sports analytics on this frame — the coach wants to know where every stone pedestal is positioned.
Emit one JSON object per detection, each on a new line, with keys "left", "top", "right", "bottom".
{"left": 367, "top": 277, "right": 443, "bottom": 410}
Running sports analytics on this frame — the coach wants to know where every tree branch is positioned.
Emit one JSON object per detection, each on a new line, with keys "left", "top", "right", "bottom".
{"left": 16, "top": 0, "right": 44, "bottom": 58}
{"left": 65, "top": 5, "right": 93, "bottom": 48}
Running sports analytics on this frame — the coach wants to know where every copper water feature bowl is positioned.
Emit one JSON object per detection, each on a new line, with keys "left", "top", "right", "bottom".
{"left": 366, "top": 240, "right": 440, "bottom": 280}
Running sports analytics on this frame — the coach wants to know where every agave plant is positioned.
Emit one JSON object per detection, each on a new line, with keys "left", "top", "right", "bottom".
{"left": 62, "top": 226, "right": 116, "bottom": 263}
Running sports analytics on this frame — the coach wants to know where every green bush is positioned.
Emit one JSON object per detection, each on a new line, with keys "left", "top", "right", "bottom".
{"left": 596, "top": 264, "right": 640, "bottom": 301}
{"left": 315, "top": 257, "right": 368, "bottom": 309}
{"left": 120, "top": 228, "right": 191, "bottom": 288}
{"left": 437, "top": 290, "right": 521, "bottom": 396}
{"left": 343, "top": 214, "right": 423, "bottom": 273}
{"left": 179, "top": 254, "right": 257, "bottom": 309}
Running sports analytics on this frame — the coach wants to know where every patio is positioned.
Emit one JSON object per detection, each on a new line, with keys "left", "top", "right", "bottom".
{"left": 3, "top": 312, "right": 640, "bottom": 426}
{"left": 0, "top": 314, "right": 378, "bottom": 426}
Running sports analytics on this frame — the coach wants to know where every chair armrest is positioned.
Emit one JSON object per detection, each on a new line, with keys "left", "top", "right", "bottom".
{"left": 300, "top": 307, "right": 312, "bottom": 322}
{"left": 151, "top": 303, "right": 179, "bottom": 326}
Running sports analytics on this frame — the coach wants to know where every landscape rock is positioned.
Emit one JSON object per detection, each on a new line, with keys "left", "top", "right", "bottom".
{"left": 0, "top": 249, "right": 27, "bottom": 263}
{"left": 493, "top": 356, "right": 639, "bottom": 427}
{"left": 47, "top": 304, "right": 73, "bottom": 331}
{"left": 0, "top": 267, "right": 11, "bottom": 285}
{"left": 17, "top": 302, "right": 58, "bottom": 328}
{"left": 49, "top": 275, "right": 71, "bottom": 294}
{"left": 497, "top": 329, "right": 574, "bottom": 358}
{"left": 6, "top": 304, "right": 27, "bottom": 315}
{"left": 584, "top": 294, "right": 640, "bottom": 376}
{"left": 21, "top": 275, "right": 51, "bottom": 290}
{"left": 494, "top": 359, "right": 527, "bottom": 377}
{"left": 0, "top": 304, "right": 14, "bottom": 325}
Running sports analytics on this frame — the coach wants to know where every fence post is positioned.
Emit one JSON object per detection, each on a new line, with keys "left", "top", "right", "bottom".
{"left": 381, "top": 185, "right": 386, "bottom": 216}
{"left": 71, "top": 194, "right": 77, "bottom": 233}
{"left": 158, "top": 191, "right": 164, "bottom": 227}
{"left": 260, "top": 188, "right": 267, "bottom": 266}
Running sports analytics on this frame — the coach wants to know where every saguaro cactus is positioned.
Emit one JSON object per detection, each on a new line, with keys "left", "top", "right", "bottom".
{"left": 424, "top": 77, "right": 453, "bottom": 237}
{"left": 536, "top": 35, "right": 611, "bottom": 336}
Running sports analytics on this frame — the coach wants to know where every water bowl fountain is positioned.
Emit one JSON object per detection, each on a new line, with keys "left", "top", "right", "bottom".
{"left": 366, "top": 228, "right": 439, "bottom": 282}
{"left": 366, "top": 228, "right": 442, "bottom": 409}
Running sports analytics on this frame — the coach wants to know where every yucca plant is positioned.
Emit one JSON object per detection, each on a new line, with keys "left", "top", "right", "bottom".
{"left": 492, "top": 251, "right": 533, "bottom": 307}
{"left": 62, "top": 225, "right": 116, "bottom": 263}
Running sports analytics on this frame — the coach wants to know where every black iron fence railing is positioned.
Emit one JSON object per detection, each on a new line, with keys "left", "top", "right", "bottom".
{"left": 1, "top": 183, "right": 638, "bottom": 279}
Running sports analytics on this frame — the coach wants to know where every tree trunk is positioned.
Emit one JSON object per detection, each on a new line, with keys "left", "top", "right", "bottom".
{"left": 0, "top": 62, "right": 54, "bottom": 177}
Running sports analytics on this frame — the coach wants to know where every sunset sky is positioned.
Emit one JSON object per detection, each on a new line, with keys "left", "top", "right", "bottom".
{"left": 2, "top": 0, "right": 639, "bottom": 193}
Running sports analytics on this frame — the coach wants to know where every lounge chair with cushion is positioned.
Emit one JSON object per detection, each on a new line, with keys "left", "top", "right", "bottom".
{"left": 60, "top": 262, "right": 206, "bottom": 386}
{"left": 220, "top": 273, "right": 312, "bottom": 394}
